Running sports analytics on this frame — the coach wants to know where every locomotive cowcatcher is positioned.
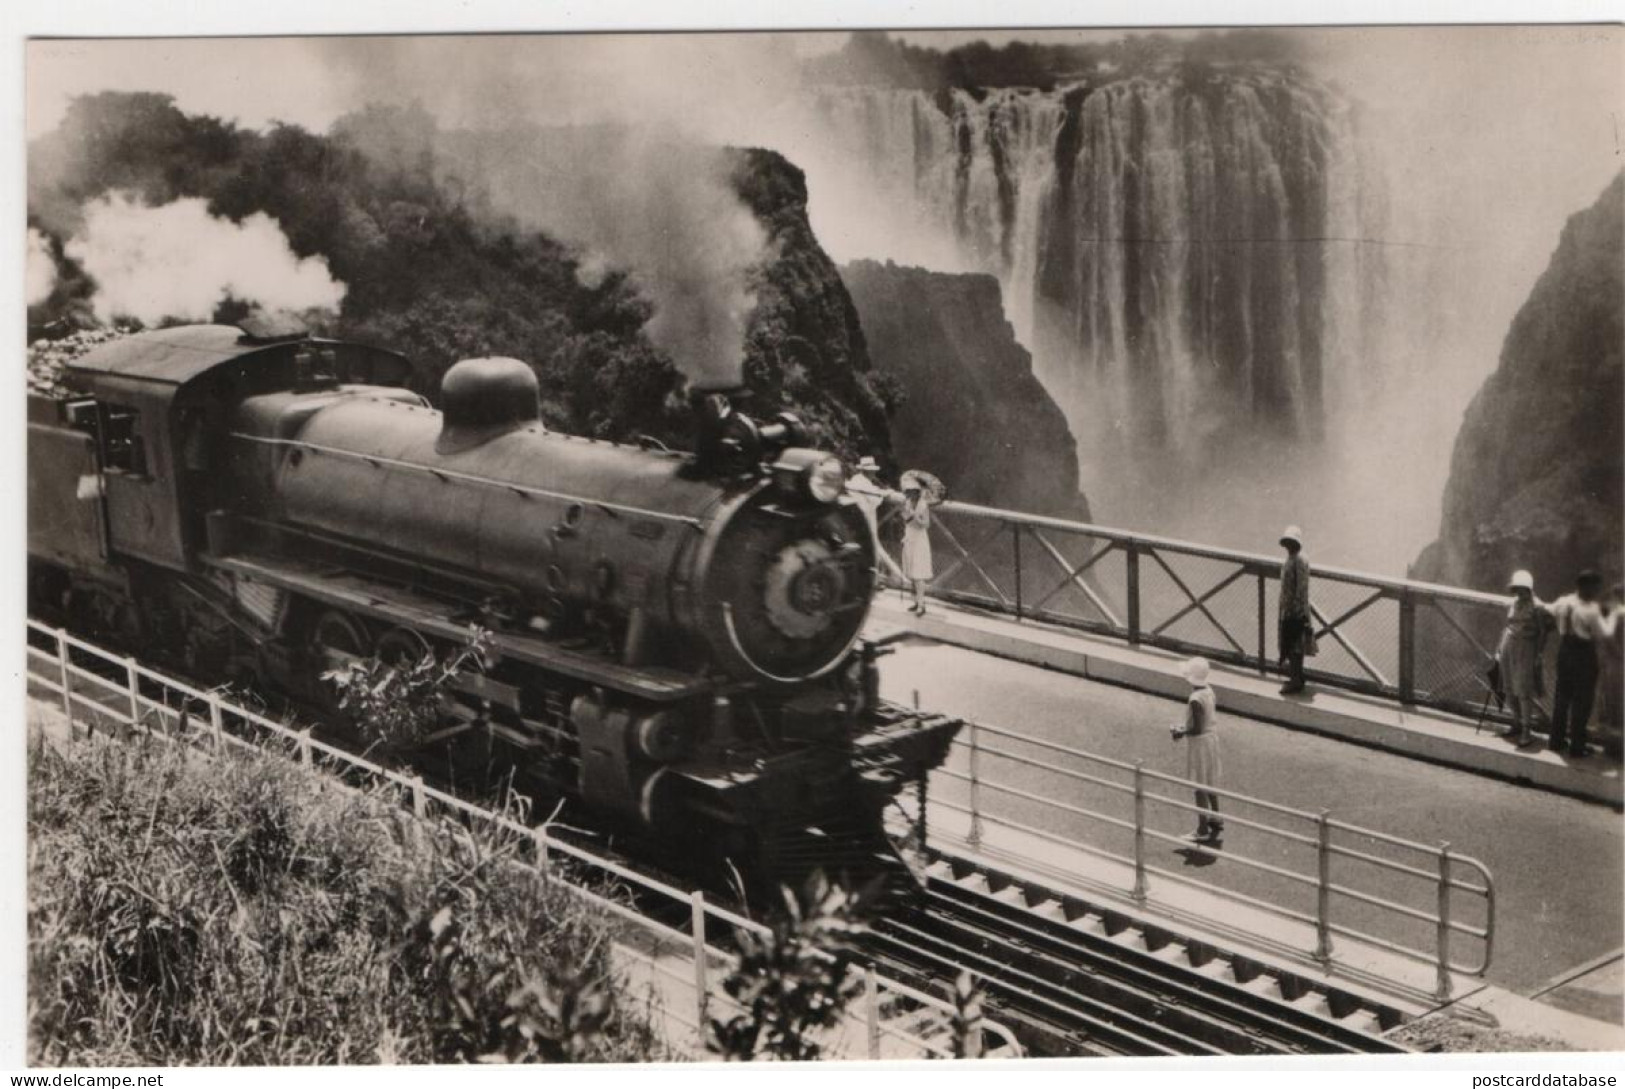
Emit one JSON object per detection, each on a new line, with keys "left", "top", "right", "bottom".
{"left": 27, "top": 320, "right": 959, "bottom": 892}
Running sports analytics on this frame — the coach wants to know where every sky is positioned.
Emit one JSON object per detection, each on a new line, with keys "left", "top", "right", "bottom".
{"left": 22, "top": 27, "right": 1175, "bottom": 140}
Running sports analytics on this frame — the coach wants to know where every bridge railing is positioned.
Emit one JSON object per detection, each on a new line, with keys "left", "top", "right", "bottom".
{"left": 24, "top": 619, "right": 1019, "bottom": 1061}
{"left": 880, "top": 501, "right": 1513, "bottom": 726}
{"left": 932, "top": 716, "right": 1494, "bottom": 1002}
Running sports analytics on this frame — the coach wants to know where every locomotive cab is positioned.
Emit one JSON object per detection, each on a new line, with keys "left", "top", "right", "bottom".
{"left": 56, "top": 321, "right": 417, "bottom": 575}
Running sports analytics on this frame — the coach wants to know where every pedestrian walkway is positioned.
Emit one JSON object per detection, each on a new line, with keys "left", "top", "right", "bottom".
{"left": 868, "top": 596, "right": 1623, "bottom": 807}
{"left": 899, "top": 732, "right": 1625, "bottom": 1052}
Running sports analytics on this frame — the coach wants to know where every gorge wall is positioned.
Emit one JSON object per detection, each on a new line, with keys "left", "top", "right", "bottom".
{"left": 840, "top": 259, "right": 1090, "bottom": 520}
{"left": 727, "top": 148, "right": 893, "bottom": 464}
{"left": 1413, "top": 173, "right": 1623, "bottom": 595}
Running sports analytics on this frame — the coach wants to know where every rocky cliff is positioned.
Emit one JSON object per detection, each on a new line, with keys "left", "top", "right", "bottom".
{"left": 840, "top": 258, "right": 1091, "bottom": 521}
{"left": 1414, "top": 173, "right": 1623, "bottom": 593}
{"left": 730, "top": 149, "right": 894, "bottom": 463}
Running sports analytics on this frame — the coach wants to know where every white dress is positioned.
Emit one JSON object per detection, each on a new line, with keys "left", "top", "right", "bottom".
{"left": 901, "top": 499, "right": 933, "bottom": 581}
{"left": 1184, "top": 686, "right": 1221, "bottom": 786}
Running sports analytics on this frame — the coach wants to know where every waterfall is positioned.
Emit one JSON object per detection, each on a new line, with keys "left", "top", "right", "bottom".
{"left": 809, "top": 72, "right": 1411, "bottom": 565}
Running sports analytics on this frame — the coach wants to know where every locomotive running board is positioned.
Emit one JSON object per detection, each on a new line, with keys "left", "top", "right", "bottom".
{"left": 210, "top": 554, "right": 712, "bottom": 702}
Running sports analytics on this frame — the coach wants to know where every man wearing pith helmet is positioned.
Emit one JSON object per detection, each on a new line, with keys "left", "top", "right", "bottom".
{"left": 844, "top": 455, "right": 906, "bottom": 584}
{"left": 1277, "top": 526, "right": 1313, "bottom": 695}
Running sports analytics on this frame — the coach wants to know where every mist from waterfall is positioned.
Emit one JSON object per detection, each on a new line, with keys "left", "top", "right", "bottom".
{"left": 769, "top": 28, "right": 1621, "bottom": 576}
{"left": 787, "top": 72, "right": 1521, "bottom": 574}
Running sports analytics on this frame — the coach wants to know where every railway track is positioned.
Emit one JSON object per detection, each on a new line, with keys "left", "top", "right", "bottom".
{"left": 29, "top": 627, "right": 1410, "bottom": 1059}
{"left": 860, "top": 855, "right": 1409, "bottom": 1057}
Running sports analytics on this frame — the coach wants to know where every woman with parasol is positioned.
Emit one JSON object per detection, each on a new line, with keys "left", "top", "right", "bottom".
{"left": 899, "top": 469, "right": 944, "bottom": 616}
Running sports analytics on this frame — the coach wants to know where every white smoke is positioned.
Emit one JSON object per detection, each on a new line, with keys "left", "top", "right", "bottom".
{"left": 64, "top": 192, "right": 346, "bottom": 325}
{"left": 453, "top": 130, "right": 769, "bottom": 389}
{"left": 26, "top": 227, "right": 57, "bottom": 306}
{"left": 313, "top": 35, "right": 798, "bottom": 388}
{"left": 607, "top": 143, "right": 769, "bottom": 391}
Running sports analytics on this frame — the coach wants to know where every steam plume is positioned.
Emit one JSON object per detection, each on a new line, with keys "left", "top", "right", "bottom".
{"left": 26, "top": 227, "right": 56, "bottom": 306}
{"left": 65, "top": 193, "right": 346, "bottom": 324}
{"left": 611, "top": 143, "right": 768, "bottom": 390}
{"left": 316, "top": 36, "right": 792, "bottom": 389}
{"left": 463, "top": 132, "right": 768, "bottom": 389}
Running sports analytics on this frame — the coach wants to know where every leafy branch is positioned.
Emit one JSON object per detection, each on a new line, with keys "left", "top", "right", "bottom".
{"left": 707, "top": 873, "right": 869, "bottom": 1062}
{"left": 322, "top": 627, "right": 492, "bottom": 754}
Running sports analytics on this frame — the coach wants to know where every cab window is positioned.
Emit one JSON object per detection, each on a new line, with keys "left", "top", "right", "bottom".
{"left": 102, "top": 404, "right": 148, "bottom": 476}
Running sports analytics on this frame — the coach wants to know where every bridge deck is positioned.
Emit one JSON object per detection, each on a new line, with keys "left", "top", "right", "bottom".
{"left": 868, "top": 602, "right": 1623, "bottom": 1047}
{"left": 869, "top": 594, "right": 1623, "bottom": 807}
{"left": 906, "top": 802, "right": 1621, "bottom": 1051}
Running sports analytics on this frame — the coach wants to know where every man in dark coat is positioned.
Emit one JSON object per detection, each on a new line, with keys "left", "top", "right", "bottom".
{"left": 1278, "top": 526, "right": 1312, "bottom": 695}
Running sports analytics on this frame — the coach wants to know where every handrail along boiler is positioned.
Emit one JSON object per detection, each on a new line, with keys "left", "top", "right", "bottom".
{"left": 27, "top": 321, "right": 959, "bottom": 886}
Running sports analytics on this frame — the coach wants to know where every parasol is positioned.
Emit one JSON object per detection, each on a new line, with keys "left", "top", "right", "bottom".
{"left": 900, "top": 469, "right": 947, "bottom": 506}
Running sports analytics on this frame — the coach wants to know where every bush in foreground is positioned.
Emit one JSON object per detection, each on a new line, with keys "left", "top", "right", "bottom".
{"left": 27, "top": 724, "right": 666, "bottom": 1066}
{"left": 707, "top": 875, "right": 867, "bottom": 1061}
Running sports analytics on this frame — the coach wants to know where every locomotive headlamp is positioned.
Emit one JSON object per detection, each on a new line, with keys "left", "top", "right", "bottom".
{"left": 771, "top": 449, "right": 846, "bottom": 505}
{"left": 805, "top": 456, "right": 845, "bottom": 504}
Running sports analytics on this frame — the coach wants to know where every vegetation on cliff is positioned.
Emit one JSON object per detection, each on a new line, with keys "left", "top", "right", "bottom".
{"left": 731, "top": 149, "right": 898, "bottom": 462}
{"left": 27, "top": 93, "right": 891, "bottom": 460}
{"left": 804, "top": 29, "right": 1311, "bottom": 95}
{"left": 1414, "top": 172, "right": 1623, "bottom": 593}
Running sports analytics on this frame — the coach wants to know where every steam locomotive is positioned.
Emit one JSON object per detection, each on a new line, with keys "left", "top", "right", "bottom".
{"left": 27, "top": 319, "right": 958, "bottom": 889}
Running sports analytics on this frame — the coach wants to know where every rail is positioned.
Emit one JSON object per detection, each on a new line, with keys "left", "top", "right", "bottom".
{"left": 24, "top": 620, "right": 1020, "bottom": 1061}
{"left": 936, "top": 715, "right": 1494, "bottom": 1001}
{"left": 879, "top": 501, "right": 1519, "bottom": 726}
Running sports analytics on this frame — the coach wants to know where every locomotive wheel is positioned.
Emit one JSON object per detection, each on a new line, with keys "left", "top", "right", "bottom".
{"left": 374, "top": 626, "right": 433, "bottom": 670}
{"left": 312, "top": 609, "right": 371, "bottom": 668}
{"left": 180, "top": 613, "right": 233, "bottom": 678}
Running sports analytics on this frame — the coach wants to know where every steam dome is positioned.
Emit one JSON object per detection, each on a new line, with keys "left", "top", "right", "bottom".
{"left": 435, "top": 357, "right": 542, "bottom": 453}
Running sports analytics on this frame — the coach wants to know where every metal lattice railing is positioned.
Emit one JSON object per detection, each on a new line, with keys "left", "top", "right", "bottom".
{"left": 880, "top": 501, "right": 1517, "bottom": 726}
{"left": 23, "top": 619, "right": 1020, "bottom": 1062}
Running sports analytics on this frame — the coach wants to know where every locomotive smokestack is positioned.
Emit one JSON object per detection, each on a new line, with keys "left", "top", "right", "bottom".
{"left": 689, "top": 387, "right": 807, "bottom": 477}
{"left": 691, "top": 389, "right": 742, "bottom": 471}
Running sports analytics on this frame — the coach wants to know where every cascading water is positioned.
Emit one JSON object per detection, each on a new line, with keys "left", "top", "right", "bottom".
{"left": 806, "top": 71, "right": 1428, "bottom": 568}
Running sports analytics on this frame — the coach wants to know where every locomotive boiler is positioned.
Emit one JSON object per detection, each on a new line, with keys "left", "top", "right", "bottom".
{"left": 27, "top": 321, "right": 958, "bottom": 890}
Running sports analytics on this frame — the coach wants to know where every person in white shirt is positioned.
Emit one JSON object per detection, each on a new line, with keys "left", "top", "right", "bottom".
{"left": 1600, "top": 583, "right": 1624, "bottom": 748}
{"left": 1549, "top": 570, "right": 1619, "bottom": 758}
{"left": 844, "top": 456, "right": 906, "bottom": 585}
